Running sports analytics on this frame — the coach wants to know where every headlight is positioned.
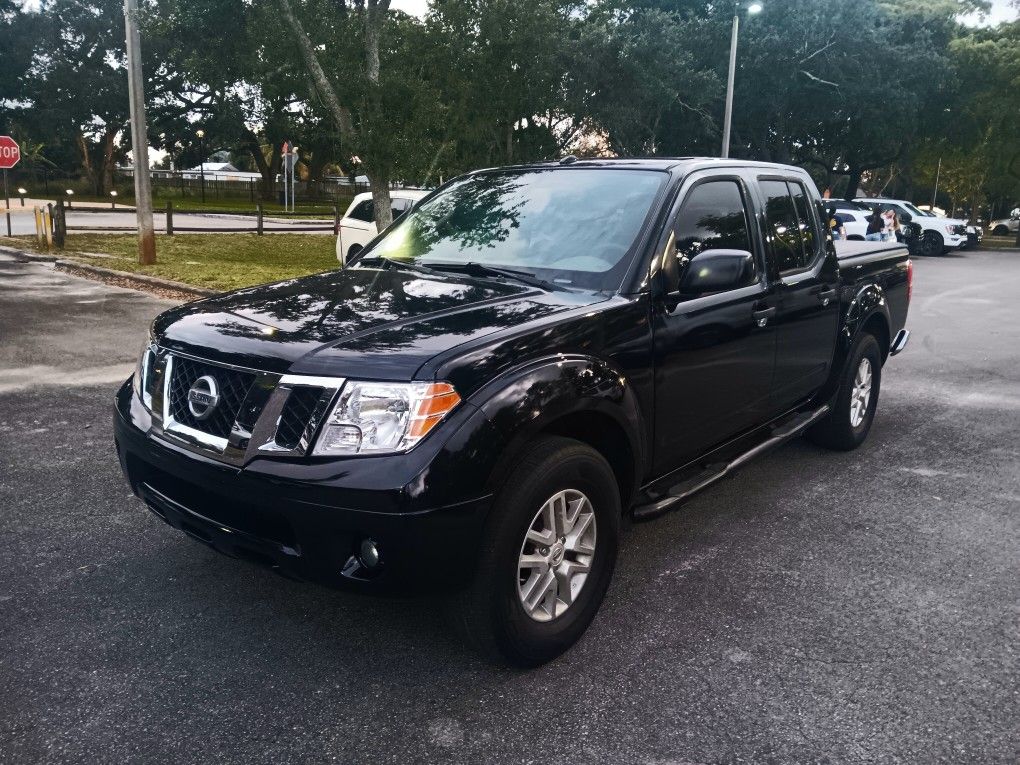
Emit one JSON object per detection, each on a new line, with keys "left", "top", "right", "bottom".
{"left": 312, "top": 381, "right": 461, "bottom": 456}
{"left": 132, "top": 338, "right": 157, "bottom": 410}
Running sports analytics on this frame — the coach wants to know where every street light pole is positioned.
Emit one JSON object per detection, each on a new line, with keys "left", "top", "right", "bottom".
{"left": 721, "top": 2, "right": 762, "bottom": 159}
{"left": 124, "top": 0, "right": 156, "bottom": 264}
{"left": 196, "top": 129, "right": 206, "bottom": 203}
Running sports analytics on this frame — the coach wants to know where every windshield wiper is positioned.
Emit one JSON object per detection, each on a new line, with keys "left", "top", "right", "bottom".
{"left": 430, "top": 262, "right": 565, "bottom": 292}
{"left": 361, "top": 255, "right": 443, "bottom": 277}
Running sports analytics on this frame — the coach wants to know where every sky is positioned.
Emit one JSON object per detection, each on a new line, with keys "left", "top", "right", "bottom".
{"left": 961, "top": 0, "right": 1017, "bottom": 25}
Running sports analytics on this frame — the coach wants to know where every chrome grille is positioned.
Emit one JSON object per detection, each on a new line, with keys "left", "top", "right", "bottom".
{"left": 151, "top": 351, "right": 345, "bottom": 465}
{"left": 274, "top": 386, "right": 324, "bottom": 450}
{"left": 166, "top": 356, "right": 257, "bottom": 439}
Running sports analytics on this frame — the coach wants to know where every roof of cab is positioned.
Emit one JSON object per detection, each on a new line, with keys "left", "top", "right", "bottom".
{"left": 481, "top": 156, "right": 812, "bottom": 175}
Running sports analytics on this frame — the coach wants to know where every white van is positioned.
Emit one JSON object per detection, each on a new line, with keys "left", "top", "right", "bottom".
{"left": 336, "top": 189, "right": 430, "bottom": 264}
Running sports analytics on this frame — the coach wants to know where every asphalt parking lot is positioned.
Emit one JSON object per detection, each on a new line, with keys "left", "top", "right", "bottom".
{"left": 1, "top": 248, "right": 1017, "bottom": 763}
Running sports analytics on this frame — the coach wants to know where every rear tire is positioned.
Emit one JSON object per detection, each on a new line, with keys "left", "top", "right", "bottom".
{"left": 808, "top": 333, "right": 882, "bottom": 451}
{"left": 454, "top": 436, "right": 620, "bottom": 667}
{"left": 347, "top": 244, "right": 363, "bottom": 261}
{"left": 920, "top": 230, "right": 944, "bottom": 257}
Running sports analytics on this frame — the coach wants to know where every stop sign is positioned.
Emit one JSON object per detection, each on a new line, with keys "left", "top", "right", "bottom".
{"left": 0, "top": 136, "right": 20, "bottom": 169}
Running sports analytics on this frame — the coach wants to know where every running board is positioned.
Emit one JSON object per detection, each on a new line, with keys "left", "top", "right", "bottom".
{"left": 632, "top": 404, "right": 831, "bottom": 522}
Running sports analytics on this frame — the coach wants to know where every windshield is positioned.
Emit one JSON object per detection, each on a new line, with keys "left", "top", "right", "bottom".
{"left": 903, "top": 202, "right": 931, "bottom": 217}
{"left": 361, "top": 168, "right": 666, "bottom": 290}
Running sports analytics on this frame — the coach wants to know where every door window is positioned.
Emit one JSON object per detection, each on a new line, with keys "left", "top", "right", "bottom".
{"left": 674, "top": 180, "right": 753, "bottom": 261}
{"left": 666, "top": 179, "right": 757, "bottom": 294}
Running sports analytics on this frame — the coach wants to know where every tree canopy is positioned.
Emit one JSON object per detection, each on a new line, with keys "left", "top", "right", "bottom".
{"left": 1, "top": 0, "right": 1017, "bottom": 216}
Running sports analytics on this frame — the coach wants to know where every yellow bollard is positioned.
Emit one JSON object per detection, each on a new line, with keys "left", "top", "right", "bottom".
{"left": 34, "top": 206, "right": 44, "bottom": 246}
{"left": 43, "top": 207, "right": 53, "bottom": 249}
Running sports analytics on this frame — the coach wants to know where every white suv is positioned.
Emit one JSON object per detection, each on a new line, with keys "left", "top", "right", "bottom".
{"left": 855, "top": 197, "right": 968, "bottom": 256}
{"left": 989, "top": 211, "right": 1019, "bottom": 237}
{"left": 336, "top": 189, "right": 430, "bottom": 264}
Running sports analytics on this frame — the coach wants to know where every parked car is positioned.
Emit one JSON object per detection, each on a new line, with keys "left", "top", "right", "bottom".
{"left": 336, "top": 189, "right": 430, "bottom": 264}
{"left": 116, "top": 158, "right": 912, "bottom": 666}
{"left": 855, "top": 197, "right": 968, "bottom": 256}
{"left": 988, "top": 211, "right": 1019, "bottom": 237}
{"left": 832, "top": 209, "right": 870, "bottom": 240}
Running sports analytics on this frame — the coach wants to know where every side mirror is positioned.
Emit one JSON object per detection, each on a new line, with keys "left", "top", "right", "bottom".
{"left": 899, "top": 212, "right": 913, "bottom": 223}
{"left": 678, "top": 249, "right": 756, "bottom": 295}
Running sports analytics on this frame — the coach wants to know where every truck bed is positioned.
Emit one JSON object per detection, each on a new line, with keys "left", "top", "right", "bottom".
{"left": 834, "top": 239, "right": 908, "bottom": 262}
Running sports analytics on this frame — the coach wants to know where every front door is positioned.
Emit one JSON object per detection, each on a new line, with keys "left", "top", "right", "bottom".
{"left": 651, "top": 175, "right": 777, "bottom": 476}
{"left": 757, "top": 178, "right": 840, "bottom": 411}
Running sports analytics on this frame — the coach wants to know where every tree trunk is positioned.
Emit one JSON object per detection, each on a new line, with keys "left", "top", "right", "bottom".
{"left": 844, "top": 166, "right": 863, "bottom": 201}
{"left": 368, "top": 167, "right": 392, "bottom": 230}
{"left": 76, "top": 134, "right": 95, "bottom": 193}
{"left": 99, "top": 129, "right": 119, "bottom": 196}
{"left": 364, "top": 0, "right": 392, "bottom": 228}
{"left": 275, "top": 0, "right": 393, "bottom": 226}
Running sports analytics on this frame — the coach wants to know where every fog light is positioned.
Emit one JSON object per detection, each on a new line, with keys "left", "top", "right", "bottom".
{"left": 359, "top": 538, "right": 380, "bottom": 569}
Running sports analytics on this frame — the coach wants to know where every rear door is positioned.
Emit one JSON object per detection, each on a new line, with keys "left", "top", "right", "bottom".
{"left": 756, "top": 177, "right": 840, "bottom": 412}
{"left": 651, "top": 172, "right": 777, "bottom": 475}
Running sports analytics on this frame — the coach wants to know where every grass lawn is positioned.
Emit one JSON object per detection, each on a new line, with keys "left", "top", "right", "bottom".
{"left": 2, "top": 233, "right": 339, "bottom": 291}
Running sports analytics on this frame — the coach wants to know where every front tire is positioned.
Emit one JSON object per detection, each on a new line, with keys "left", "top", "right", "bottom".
{"left": 920, "top": 230, "right": 944, "bottom": 257}
{"left": 808, "top": 333, "right": 882, "bottom": 451}
{"left": 455, "top": 436, "right": 620, "bottom": 667}
{"left": 992, "top": 225, "right": 1009, "bottom": 236}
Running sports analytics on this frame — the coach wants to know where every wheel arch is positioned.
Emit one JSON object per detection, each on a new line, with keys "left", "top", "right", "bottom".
{"left": 817, "top": 284, "right": 891, "bottom": 403}
{"left": 470, "top": 355, "right": 646, "bottom": 512}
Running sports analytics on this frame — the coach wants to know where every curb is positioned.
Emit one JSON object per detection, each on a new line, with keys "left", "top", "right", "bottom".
{"left": 53, "top": 259, "right": 219, "bottom": 298}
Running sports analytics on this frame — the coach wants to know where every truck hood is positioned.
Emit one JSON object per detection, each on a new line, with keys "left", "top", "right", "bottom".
{"left": 153, "top": 266, "right": 608, "bottom": 379}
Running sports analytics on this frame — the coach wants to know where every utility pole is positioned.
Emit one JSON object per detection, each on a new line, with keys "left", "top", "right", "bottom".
{"left": 123, "top": 0, "right": 156, "bottom": 264}
{"left": 720, "top": 3, "right": 762, "bottom": 159}
{"left": 930, "top": 156, "right": 941, "bottom": 212}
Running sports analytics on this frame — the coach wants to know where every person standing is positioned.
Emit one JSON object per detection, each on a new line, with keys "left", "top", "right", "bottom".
{"left": 866, "top": 208, "right": 884, "bottom": 241}
{"left": 882, "top": 208, "right": 897, "bottom": 241}
{"left": 827, "top": 206, "right": 845, "bottom": 241}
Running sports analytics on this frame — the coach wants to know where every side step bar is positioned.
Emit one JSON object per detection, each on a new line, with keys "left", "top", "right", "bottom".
{"left": 890, "top": 329, "right": 910, "bottom": 356}
{"left": 631, "top": 404, "right": 831, "bottom": 522}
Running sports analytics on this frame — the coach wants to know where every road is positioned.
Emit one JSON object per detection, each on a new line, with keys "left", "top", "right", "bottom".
{"left": 1, "top": 248, "right": 1017, "bottom": 763}
{"left": 3, "top": 204, "right": 331, "bottom": 236}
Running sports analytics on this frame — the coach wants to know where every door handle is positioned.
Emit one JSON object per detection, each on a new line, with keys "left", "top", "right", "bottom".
{"left": 813, "top": 286, "right": 838, "bottom": 305}
{"left": 752, "top": 306, "right": 776, "bottom": 327}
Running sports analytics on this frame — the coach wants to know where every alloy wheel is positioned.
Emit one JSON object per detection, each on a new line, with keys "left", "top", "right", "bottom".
{"left": 849, "top": 357, "right": 873, "bottom": 428}
{"left": 517, "top": 489, "right": 597, "bottom": 622}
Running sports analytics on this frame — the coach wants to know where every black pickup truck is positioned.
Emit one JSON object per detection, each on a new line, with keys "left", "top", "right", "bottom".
{"left": 115, "top": 158, "right": 911, "bottom": 666}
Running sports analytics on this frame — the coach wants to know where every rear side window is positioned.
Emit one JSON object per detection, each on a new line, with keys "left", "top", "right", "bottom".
{"left": 348, "top": 200, "right": 374, "bottom": 223}
{"left": 760, "top": 180, "right": 803, "bottom": 272}
{"left": 788, "top": 182, "right": 818, "bottom": 263}
{"left": 674, "top": 180, "right": 753, "bottom": 261}
{"left": 760, "top": 179, "right": 819, "bottom": 273}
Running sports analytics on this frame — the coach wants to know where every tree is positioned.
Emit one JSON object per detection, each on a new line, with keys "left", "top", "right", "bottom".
{"left": 23, "top": 0, "right": 132, "bottom": 194}
{"left": 275, "top": 0, "right": 399, "bottom": 227}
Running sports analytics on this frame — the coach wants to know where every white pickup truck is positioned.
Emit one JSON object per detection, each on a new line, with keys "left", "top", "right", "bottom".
{"left": 855, "top": 197, "right": 969, "bottom": 257}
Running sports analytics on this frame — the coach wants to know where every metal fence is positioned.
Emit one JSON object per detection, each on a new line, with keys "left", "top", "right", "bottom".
{"left": 31, "top": 200, "right": 340, "bottom": 248}
{"left": 5, "top": 166, "right": 371, "bottom": 206}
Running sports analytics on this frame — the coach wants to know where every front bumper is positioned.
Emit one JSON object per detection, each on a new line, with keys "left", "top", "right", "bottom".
{"left": 114, "top": 381, "right": 491, "bottom": 593}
